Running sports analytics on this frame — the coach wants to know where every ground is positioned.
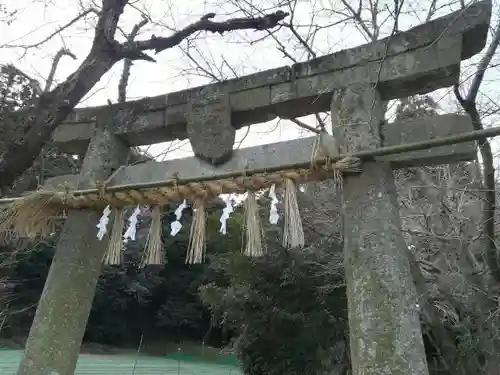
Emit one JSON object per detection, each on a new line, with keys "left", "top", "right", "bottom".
{"left": 0, "top": 348, "right": 241, "bottom": 375}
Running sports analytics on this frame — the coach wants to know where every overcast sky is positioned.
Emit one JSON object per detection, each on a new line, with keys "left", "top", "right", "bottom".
{"left": 1, "top": 0, "right": 499, "bottom": 162}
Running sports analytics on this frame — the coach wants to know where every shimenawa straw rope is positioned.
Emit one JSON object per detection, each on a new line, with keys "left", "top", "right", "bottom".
{"left": 141, "top": 205, "right": 164, "bottom": 266}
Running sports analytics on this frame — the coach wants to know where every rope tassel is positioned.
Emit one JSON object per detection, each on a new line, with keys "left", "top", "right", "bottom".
{"left": 332, "top": 156, "right": 361, "bottom": 191}
{"left": 282, "top": 179, "right": 304, "bottom": 249}
{"left": 243, "top": 191, "right": 264, "bottom": 257}
{"left": 186, "top": 199, "right": 206, "bottom": 264}
{"left": 141, "top": 205, "right": 164, "bottom": 267}
{"left": 103, "top": 207, "right": 125, "bottom": 265}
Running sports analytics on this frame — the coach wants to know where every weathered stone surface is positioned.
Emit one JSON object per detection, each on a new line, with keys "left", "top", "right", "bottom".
{"left": 225, "top": 66, "right": 291, "bottom": 93}
{"left": 187, "top": 86, "right": 235, "bottom": 165}
{"left": 343, "top": 164, "right": 429, "bottom": 375}
{"left": 40, "top": 114, "right": 476, "bottom": 193}
{"left": 16, "top": 117, "right": 129, "bottom": 375}
{"left": 332, "top": 85, "right": 385, "bottom": 153}
{"left": 331, "top": 85, "right": 428, "bottom": 375}
{"left": 56, "top": 36, "right": 460, "bottom": 154}
{"left": 299, "top": 179, "right": 343, "bottom": 239}
{"left": 295, "top": 35, "right": 461, "bottom": 100}
{"left": 51, "top": 120, "right": 95, "bottom": 153}
{"left": 292, "top": 0, "right": 490, "bottom": 78}
{"left": 379, "top": 114, "right": 475, "bottom": 167}
{"left": 52, "top": 0, "right": 491, "bottom": 154}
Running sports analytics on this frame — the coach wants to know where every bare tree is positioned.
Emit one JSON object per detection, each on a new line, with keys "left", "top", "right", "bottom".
{"left": 454, "top": 21, "right": 500, "bottom": 284}
{"left": 0, "top": 1, "right": 288, "bottom": 193}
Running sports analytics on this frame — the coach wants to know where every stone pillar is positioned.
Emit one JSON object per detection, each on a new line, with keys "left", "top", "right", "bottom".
{"left": 17, "top": 118, "right": 129, "bottom": 375}
{"left": 331, "top": 85, "right": 429, "bottom": 375}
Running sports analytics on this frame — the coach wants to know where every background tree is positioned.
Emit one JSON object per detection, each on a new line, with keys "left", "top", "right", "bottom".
{"left": 0, "top": 1, "right": 288, "bottom": 192}
{"left": 200, "top": 243, "right": 348, "bottom": 375}
{"left": 0, "top": 201, "right": 244, "bottom": 351}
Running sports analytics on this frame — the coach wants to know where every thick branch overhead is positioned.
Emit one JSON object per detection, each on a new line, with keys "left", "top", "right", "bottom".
{"left": 121, "top": 11, "right": 289, "bottom": 57}
{"left": 0, "top": 2, "right": 289, "bottom": 193}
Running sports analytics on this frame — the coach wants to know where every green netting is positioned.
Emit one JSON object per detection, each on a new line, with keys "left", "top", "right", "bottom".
{"left": 0, "top": 349, "right": 242, "bottom": 375}
{"left": 166, "top": 351, "right": 239, "bottom": 366}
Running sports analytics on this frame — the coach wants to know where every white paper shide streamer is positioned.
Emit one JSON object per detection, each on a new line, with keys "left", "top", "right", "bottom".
{"left": 123, "top": 205, "right": 141, "bottom": 242}
{"left": 219, "top": 195, "right": 234, "bottom": 235}
{"left": 96, "top": 205, "right": 112, "bottom": 241}
{"left": 268, "top": 184, "right": 280, "bottom": 225}
{"left": 171, "top": 199, "right": 187, "bottom": 236}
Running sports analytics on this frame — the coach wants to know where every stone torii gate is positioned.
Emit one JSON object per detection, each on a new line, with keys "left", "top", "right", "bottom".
{"left": 14, "top": 1, "right": 492, "bottom": 374}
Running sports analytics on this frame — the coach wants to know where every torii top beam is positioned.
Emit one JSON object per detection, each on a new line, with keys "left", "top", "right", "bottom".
{"left": 52, "top": 0, "right": 491, "bottom": 156}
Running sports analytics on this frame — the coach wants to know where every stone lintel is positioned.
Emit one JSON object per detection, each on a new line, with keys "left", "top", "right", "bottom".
{"left": 292, "top": 0, "right": 490, "bottom": 78}
{"left": 53, "top": 35, "right": 464, "bottom": 154}
{"left": 44, "top": 114, "right": 475, "bottom": 191}
{"left": 51, "top": 0, "right": 493, "bottom": 154}
{"left": 61, "top": 0, "right": 490, "bottom": 120}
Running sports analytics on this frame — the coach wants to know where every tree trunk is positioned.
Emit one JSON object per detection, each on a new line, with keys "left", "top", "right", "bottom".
{"left": 0, "top": 52, "right": 118, "bottom": 193}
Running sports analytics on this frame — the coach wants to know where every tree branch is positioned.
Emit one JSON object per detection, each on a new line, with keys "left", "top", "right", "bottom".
{"left": 92, "top": 0, "right": 129, "bottom": 50}
{"left": 283, "top": 22, "right": 317, "bottom": 59}
{"left": 0, "top": 7, "right": 288, "bottom": 193}
{"left": 234, "top": 2, "right": 326, "bottom": 131}
{"left": 2, "top": 49, "right": 78, "bottom": 196}
{"left": 466, "top": 20, "right": 500, "bottom": 104}
{"left": 121, "top": 11, "right": 289, "bottom": 57}
{"left": 453, "top": 19, "right": 500, "bottom": 284}
{"left": 340, "top": 0, "right": 374, "bottom": 41}
{"left": 180, "top": 45, "right": 222, "bottom": 82}
{"left": 1, "top": 8, "right": 98, "bottom": 49}
{"left": 286, "top": 118, "right": 322, "bottom": 134}
{"left": 425, "top": 0, "right": 438, "bottom": 21}
{"left": 44, "top": 48, "right": 77, "bottom": 92}
{"left": 118, "top": 16, "right": 149, "bottom": 103}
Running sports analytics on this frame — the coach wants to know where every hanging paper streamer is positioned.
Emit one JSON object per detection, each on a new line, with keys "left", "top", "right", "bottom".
{"left": 123, "top": 205, "right": 141, "bottom": 242}
{"left": 186, "top": 199, "right": 206, "bottom": 264}
{"left": 103, "top": 208, "right": 125, "bottom": 265}
{"left": 219, "top": 195, "right": 234, "bottom": 235}
{"left": 171, "top": 199, "right": 187, "bottom": 236}
{"left": 141, "top": 205, "right": 164, "bottom": 266}
{"left": 282, "top": 179, "right": 305, "bottom": 249}
{"left": 244, "top": 191, "right": 264, "bottom": 257}
{"left": 268, "top": 184, "right": 279, "bottom": 225}
{"left": 96, "top": 205, "right": 112, "bottom": 241}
